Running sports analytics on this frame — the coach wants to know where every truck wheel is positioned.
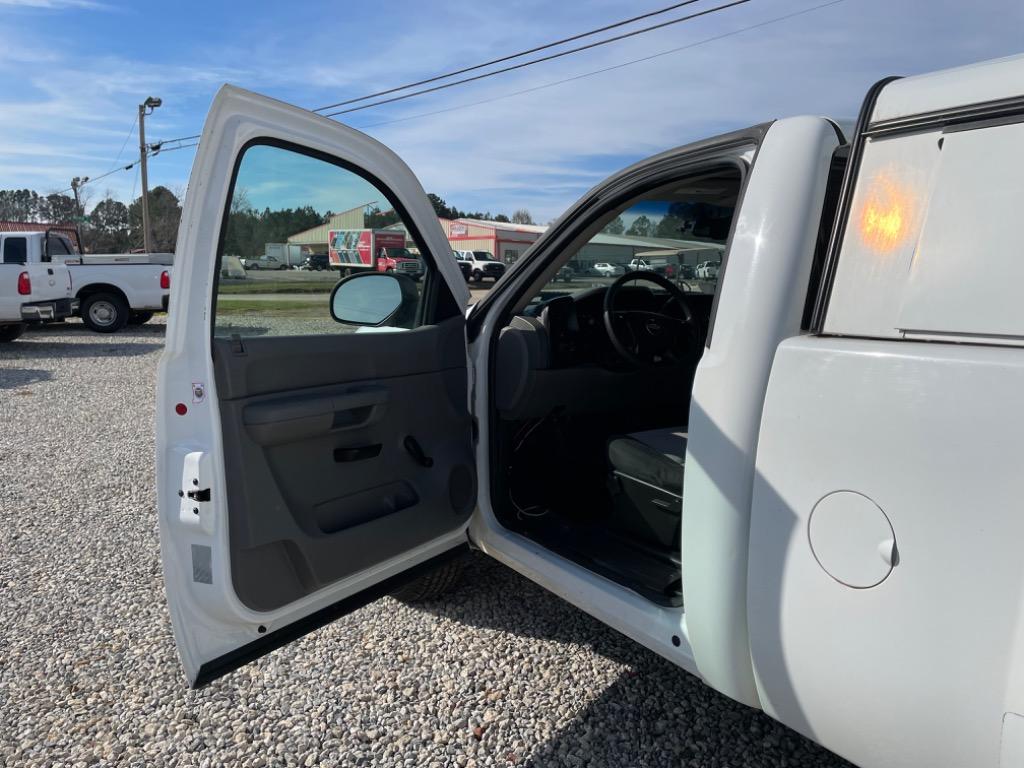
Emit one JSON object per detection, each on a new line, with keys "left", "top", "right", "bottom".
{"left": 0, "top": 323, "right": 26, "bottom": 342}
{"left": 472, "top": 269, "right": 482, "bottom": 282}
{"left": 127, "top": 311, "right": 154, "bottom": 326}
{"left": 390, "top": 555, "right": 468, "bottom": 603}
{"left": 82, "top": 293, "right": 129, "bottom": 333}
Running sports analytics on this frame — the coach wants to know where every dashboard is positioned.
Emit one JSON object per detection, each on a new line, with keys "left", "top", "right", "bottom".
{"left": 495, "top": 286, "right": 712, "bottom": 420}
{"left": 524, "top": 285, "right": 709, "bottom": 369}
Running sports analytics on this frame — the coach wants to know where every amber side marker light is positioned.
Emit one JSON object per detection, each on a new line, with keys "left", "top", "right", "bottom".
{"left": 857, "top": 171, "right": 917, "bottom": 253}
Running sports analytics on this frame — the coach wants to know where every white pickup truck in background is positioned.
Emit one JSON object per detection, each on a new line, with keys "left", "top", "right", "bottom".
{"left": 0, "top": 231, "right": 78, "bottom": 342}
{"left": 34, "top": 231, "right": 172, "bottom": 332}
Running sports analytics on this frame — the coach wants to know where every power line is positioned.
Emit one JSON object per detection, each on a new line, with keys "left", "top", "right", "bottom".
{"left": 112, "top": 114, "right": 138, "bottom": 167}
{"left": 313, "top": 0, "right": 710, "bottom": 112}
{"left": 54, "top": 159, "right": 140, "bottom": 195}
{"left": 61, "top": 0, "right": 832, "bottom": 195}
{"left": 152, "top": 133, "right": 200, "bottom": 146}
{"left": 357, "top": 0, "right": 845, "bottom": 130}
{"left": 322, "top": 0, "right": 752, "bottom": 118}
{"left": 54, "top": 140, "right": 199, "bottom": 195}
{"left": 150, "top": 142, "right": 199, "bottom": 156}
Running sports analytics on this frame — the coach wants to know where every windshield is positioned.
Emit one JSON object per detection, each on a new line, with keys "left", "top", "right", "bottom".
{"left": 385, "top": 247, "right": 413, "bottom": 259}
{"left": 524, "top": 177, "right": 738, "bottom": 313}
{"left": 472, "top": 251, "right": 497, "bottom": 261}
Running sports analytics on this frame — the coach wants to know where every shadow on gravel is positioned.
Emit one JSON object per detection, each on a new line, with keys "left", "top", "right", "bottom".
{"left": 0, "top": 367, "right": 53, "bottom": 389}
{"left": 26, "top": 321, "right": 168, "bottom": 337}
{"left": 415, "top": 554, "right": 853, "bottom": 768}
{"left": 10, "top": 340, "right": 162, "bottom": 358}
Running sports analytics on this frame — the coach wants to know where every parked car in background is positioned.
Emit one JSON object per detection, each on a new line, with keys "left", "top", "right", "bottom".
{"left": 301, "top": 254, "right": 330, "bottom": 271}
{"left": 241, "top": 255, "right": 289, "bottom": 270}
{"left": 695, "top": 261, "right": 721, "bottom": 279}
{"left": 9, "top": 231, "right": 170, "bottom": 332}
{"left": 0, "top": 231, "right": 77, "bottom": 342}
{"left": 593, "top": 262, "right": 625, "bottom": 277}
{"left": 627, "top": 258, "right": 651, "bottom": 271}
{"left": 453, "top": 250, "right": 506, "bottom": 283}
{"left": 263, "top": 242, "right": 306, "bottom": 268}
{"left": 556, "top": 265, "right": 574, "bottom": 282}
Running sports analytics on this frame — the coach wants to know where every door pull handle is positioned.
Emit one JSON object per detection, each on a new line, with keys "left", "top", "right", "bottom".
{"left": 334, "top": 444, "right": 382, "bottom": 463}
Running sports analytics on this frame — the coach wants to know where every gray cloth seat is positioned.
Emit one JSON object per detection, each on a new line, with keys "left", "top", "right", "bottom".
{"left": 607, "top": 428, "right": 688, "bottom": 496}
{"left": 607, "top": 428, "right": 688, "bottom": 551}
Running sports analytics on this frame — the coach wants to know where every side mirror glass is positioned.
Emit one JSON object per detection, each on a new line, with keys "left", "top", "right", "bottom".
{"left": 329, "top": 272, "right": 414, "bottom": 326}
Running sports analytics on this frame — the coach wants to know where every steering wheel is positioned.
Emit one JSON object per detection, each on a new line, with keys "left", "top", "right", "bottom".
{"left": 602, "top": 270, "right": 698, "bottom": 367}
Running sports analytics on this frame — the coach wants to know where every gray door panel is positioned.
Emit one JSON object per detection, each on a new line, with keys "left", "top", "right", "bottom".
{"left": 212, "top": 317, "right": 475, "bottom": 612}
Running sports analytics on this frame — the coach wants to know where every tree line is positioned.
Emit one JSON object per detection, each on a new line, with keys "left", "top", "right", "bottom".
{"left": 0, "top": 186, "right": 183, "bottom": 253}
{"left": 602, "top": 202, "right": 734, "bottom": 241}
{"left": 0, "top": 186, "right": 537, "bottom": 255}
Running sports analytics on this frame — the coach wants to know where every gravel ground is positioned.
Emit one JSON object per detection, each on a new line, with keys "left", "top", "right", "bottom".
{"left": 0, "top": 320, "right": 852, "bottom": 768}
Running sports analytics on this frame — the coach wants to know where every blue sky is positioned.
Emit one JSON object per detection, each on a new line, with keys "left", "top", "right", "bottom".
{"left": 1, "top": 0, "right": 1022, "bottom": 222}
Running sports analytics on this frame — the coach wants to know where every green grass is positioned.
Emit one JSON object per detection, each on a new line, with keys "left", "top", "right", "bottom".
{"left": 215, "top": 299, "right": 329, "bottom": 317}
{"left": 218, "top": 280, "right": 335, "bottom": 295}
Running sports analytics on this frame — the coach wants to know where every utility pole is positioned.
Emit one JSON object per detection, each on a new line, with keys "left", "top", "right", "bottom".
{"left": 70, "top": 176, "right": 88, "bottom": 218}
{"left": 70, "top": 175, "right": 89, "bottom": 252}
{"left": 138, "top": 96, "right": 162, "bottom": 253}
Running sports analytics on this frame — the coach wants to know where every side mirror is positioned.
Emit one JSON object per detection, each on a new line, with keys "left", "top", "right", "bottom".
{"left": 329, "top": 272, "right": 417, "bottom": 327}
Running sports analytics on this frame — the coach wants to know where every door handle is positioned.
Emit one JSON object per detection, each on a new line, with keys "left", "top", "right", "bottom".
{"left": 403, "top": 436, "right": 434, "bottom": 468}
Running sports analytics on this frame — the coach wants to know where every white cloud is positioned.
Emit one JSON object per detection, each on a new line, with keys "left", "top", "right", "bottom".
{"left": 0, "top": 0, "right": 108, "bottom": 8}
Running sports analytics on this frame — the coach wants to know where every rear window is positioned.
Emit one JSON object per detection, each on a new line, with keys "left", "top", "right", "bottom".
{"left": 47, "top": 236, "right": 74, "bottom": 259}
{"left": 2, "top": 237, "right": 27, "bottom": 264}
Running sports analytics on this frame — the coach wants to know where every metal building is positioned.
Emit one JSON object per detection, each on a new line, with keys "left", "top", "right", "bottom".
{"left": 286, "top": 204, "right": 366, "bottom": 251}
{"left": 443, "top": 218, "right": 546, "bottom": 264}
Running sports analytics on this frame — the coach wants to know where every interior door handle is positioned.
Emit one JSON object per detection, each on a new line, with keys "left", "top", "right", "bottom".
{"left": 331, "top": 389, "right": 387, "bottom": 413}
{"left": 404, "top": 435, "right": 434, "bottom": 468}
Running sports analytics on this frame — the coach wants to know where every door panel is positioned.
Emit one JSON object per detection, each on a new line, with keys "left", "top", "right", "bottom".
{"left": 213, "top": 317, "right": 474, "bottom": 612}
{"left": 157, "top": 85, "right": 473, "bottom": 686}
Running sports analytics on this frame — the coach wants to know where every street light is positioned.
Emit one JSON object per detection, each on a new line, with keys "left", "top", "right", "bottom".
{"left": 138, "top": 96, "right": 161, "bottom": 253}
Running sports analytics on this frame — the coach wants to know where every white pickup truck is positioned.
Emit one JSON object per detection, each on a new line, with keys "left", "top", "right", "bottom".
{"left": 453, "top": 249, "right": 507, "bottom": 283}
{"left": 0, "top": 231, "right": 78, "bottom": 342}
{"left": 15, "top": 231, "right": 172, "bottom": 332}
{"left": 157, "top": 54, "right": 1024, "bottom": 768}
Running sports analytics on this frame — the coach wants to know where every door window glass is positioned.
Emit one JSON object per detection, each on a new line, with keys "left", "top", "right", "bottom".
{"left": 528, "top": 185, "right": 735, "bottom": 309}
{"left": 214, "top": 143, "right": 430, "bottom": 338}
{"left": 2, "top": 237, "right": 27, "bottom": 264}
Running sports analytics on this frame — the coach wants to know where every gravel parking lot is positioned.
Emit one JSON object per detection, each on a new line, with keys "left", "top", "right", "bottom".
{"left": 0, "top": 321, "right": 850, "bottom": 768}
